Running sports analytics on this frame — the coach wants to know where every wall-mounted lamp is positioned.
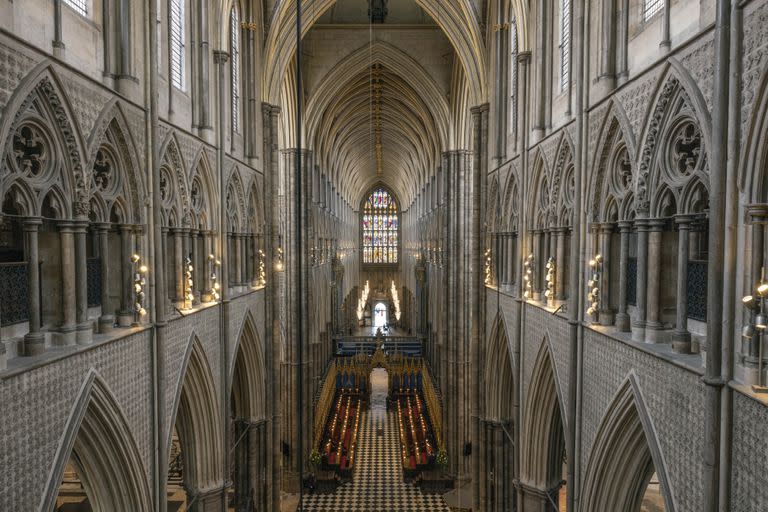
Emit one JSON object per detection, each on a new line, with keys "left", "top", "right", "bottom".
{"left": 391, "top": 280, "right": 401, "bottom": 322}
{"left": 586, "top": 254, "right": 603, "bottom": 322}
{"left": 523, "top": 253, "right": 534, "bottom": 299}
{"left": 258, "top": 249, "right": 266, "bottom": 287}
{"left": 275, "top": 247, "right": 284, "bottom": 272}
{"left": 184, "top": 257, "right": 194, "bottom": 310}
{"left": 743, "top": 266, "right": 768, "bottom": 393}
{"left": 131, "top": 254, "right": 148, "bottom": 324}
{"left": 208, "top": 254, "right": 221, "bottom": 302}
{"left": 484, "top": 247, "right": 493, "bottom": 285}
{"left": 544, "top": 256, "right": 556, "bottom": 306}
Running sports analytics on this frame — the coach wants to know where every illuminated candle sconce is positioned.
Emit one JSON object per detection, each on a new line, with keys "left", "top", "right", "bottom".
{"left": 586, "top": 254, "right": 603, "bottom": 322}
{"left": 131, "top": 254, "right": 148, "bottom": 324}
{"left": 208, "top": 254, "right": 221, "bottom": 302}
{"left": 390, "top": 280, "right": 401, "bottom": 322}
{"left": 742, "top": 266, "right": 768, "bottom": 393}
{"left": 484, "top": 247, "right": 493, "bottom": 286}
{"left": 258, "top": 249, "right": 266, "bottom": 287}
{"left": 184, "top": 257, "right": 194, "bottom": 310}
{"left": 544, "top": 256, "right": 556, "bottom": 306}
{"left": 523, "top": 254, "right": 534, "bottom": 299}
{"left": 275, "top": 247, "right": 284, "bottom": 272}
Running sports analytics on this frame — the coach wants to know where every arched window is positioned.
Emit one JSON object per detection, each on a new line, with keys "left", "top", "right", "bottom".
{"left": 509, "top": 19, "right": 518, "bottom": 138}
{"left": 63, "top": 0, "right": 88, "bottom": 16}
{"left": 170, "top": 0, "right": 185, "bottom": 90}
{"left": 559, "top": 0, "right": 571, "bottom": 90}
{"left": 643, "top": 0, "right": 664, "bottom": 22}
{"left": 361, "top": 187, "right": 399, "bottom": 264}
{"left": 230, "top": 7, "right": 241, "bottom": 133}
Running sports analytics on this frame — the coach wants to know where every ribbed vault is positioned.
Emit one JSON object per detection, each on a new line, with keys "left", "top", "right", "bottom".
{"left": 305, "top": 44, "right": 446, "bottom": 205}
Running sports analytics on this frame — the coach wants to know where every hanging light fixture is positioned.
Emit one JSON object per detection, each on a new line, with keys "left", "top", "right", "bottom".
{"left": 208, "top": 253, "right": 221, "bottom": 302}
{"left": 258, "top": 249, "right": 266, "bottom": 287}
{"left": 544, "top": 256, "right": 556, "bottom": 305}
{"left": 184, "top": 257, "right": 194, "bottom": 310}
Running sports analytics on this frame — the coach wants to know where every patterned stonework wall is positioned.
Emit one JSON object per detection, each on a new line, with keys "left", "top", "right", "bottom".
{"left": 0, "top": 330, "right": 153, "bottom": 510}
{"left": 580, "top": 328, "right": 705, "bottom": 512}
{"left": 731, "top": 392, "right": 768, "bottom": 511}
{"left": 521, "top": 304, "right": 570, "bottom": 405}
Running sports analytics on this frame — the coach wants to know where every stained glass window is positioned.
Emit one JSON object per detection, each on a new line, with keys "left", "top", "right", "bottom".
{"left": 362, "top": 187, "right": 399, "bottom": 264}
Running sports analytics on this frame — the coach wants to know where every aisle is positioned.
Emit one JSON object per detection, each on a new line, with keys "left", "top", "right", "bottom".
{"left": 301, "top": 370, "right": 449, "bottom": 512}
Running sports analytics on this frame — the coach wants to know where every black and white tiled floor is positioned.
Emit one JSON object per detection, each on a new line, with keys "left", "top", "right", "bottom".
{"left": 301, "top": 369, "right": 449, "bottom": 512}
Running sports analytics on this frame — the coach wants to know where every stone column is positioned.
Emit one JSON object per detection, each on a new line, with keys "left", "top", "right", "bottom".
{"left": 631, "top": 218, "right": 649, "bottom": 341}
{"left": 172, "top": 228, "right": 184, "bottom": 305}
{"left": 234, "top": 232, "right": 243, "bottom": 289}
{"left": 161, "top": 226, "right": 171, "bottom": 313}
{"left": 202, "top": 230, "right": 214, "bottom": 301}
{"left": 598, "top": 223, "right": 615, "bottom": 325}
{"left": 118, "top": 225, "right": 135, "bottom": 326}
{"left": 615, "top": 220, "right": 632, "bottom": 332}
{"left": 507, "top": 235, "right": 516, "bottom": 288}
{"left": 55, "top": 221, "right": 77, "bottom": 346}
{"left": 672, "top": 215, "right": 694, "bottom": 353}
{"left": 97, "top": 223, "right": 114, "bottom": 333}
{"left": 74, "top": 220, "right": 92, "bottom": 343}
{"left": 191, "top": 229, "right": 201, "bottom": 303}
{"left": 644, "top": 219, "right": 665, "bottom": 343}
{"left": 555, "top": 227, "right": 567, "bottom": 301}
{"left": 532, "top": 230, "right": 542, "bottom": 300}
{"left": 22, "top": 219, "right": 44, "bottom": 356}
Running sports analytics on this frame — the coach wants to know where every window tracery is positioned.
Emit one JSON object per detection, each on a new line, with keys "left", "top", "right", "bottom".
{"left": 362, "top": 187, "right": 399, "bottom": 264}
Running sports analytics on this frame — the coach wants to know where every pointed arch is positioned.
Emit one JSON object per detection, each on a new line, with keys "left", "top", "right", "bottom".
{"left": 167, "top": 334, "right": 223, "bottom": 493}
{"left": 740, "top": 64, "right": 768, "bottom": 202}
{"left": 484, "top": 313, "right": 515, "bottom": 421}
{"left": 520, "top": 337, "right": 567, "bottom": 489}
{"left": 581, "top": 374, "right": 676, "bottom": 512}
{"left": 41, "top": 370, "right": 151, "bottom": 512}
{"left": 230, "top": 311, "right": 267, "bottom": 422}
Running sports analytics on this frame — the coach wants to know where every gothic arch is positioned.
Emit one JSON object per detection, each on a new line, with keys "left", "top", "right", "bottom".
{"left": 230, "top": 311, "right": 267, "bottom": 421}
{"left": 588, "top": 104, "right": 636, "bottom": 223}
{"left": 484, "top": 314, "right": 515, "bottom": 421}
{"left": 190, "top": 151, "right": 218, "bottom": 229}
{"left": 580, "top": 374, "right": 676, "bottom": 512}
{"left": 167, "top": 334, "right": 224, "bottom": 494}
{"left": 158, "top": 133, "right": 190, "bottom": 225}
{"left": 520, "top": 337, "right": 567, "bottom": 490}
{"left": 635, "top": 63, "right": 711, "bottom": 214}
{"left": 41, "top": 370, "right": 151, "bottom": 512}
{"left": 0, "top": 66, "right": 88, "bottom": 217}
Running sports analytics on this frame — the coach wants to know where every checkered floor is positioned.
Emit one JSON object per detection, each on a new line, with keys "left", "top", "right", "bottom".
{"left": 301, "top": 370, "right": 450, "bottom": 512}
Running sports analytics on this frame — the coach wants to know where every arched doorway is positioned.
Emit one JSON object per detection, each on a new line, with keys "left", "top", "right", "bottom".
{"left": 374, "top": 302, "right": 388, "bottom": 327}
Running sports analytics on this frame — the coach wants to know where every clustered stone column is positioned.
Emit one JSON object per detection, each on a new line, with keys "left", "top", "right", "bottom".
{"left": 554, "top": 226, "right": 568, "bottom": 301}
{"left": 671, "top": 214, "right": 694, "bottom": 353}
{"left": 597, "top": 222, "right": 615, "bottom": 325}
{"left": 631, "top": 217, "right": 649, "bottom": 342}
{"left": 119, "top": 225, "right": 136, "bottom": 324}
{"left": 96, "top": 222, "right": 114, "bottom": 333}
{"left": 56, "top": 220, "right": 77, "bottom": 346}
{"left": 615, "top": 220, "right": 632, "bottom": 332}
{"left": 644, "top": 219, "right": 665, "bottom": 343}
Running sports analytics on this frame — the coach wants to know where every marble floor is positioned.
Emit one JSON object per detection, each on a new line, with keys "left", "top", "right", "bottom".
{"left": 300, "top": 369, "right": 450, "bottom": 512}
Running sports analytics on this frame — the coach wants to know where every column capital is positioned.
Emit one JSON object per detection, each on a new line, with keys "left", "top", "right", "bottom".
{"left": 22, "top": 217, "right": 43, "bottom": 229}
{"left": 212, "top": 50, "right": 230, "bottom": 64}
{"left": 517, "top": 50, "right": 532, "bottom": 64}
{"left": 647, "top": 218, "right": 668, "bottom": 230}
{"left": 596, "top": 221, "right": 616, "bottom": 233}
{"left": 95, "top": 221, "right": 112, "bottom": 232}
{"left": 674, "top": 213, "right": 697, "bottom": 227}
{"left": 745, "top": 203, "right": 768, "bottom": 224}
{"left": 617, "top": 219, "right": 633, "bottom": 231}
{"left": 56, "top": 220, "right": 77, "bottom": 231}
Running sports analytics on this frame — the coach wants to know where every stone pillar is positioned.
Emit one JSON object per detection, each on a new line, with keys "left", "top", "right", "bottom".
{"left": 644, "top": 219, "right": 665, "bottom": 343}
{"left": 202, "top": 230, "right": 214, "bottom": 302}
{"left": 22, "top": 219, "right": 44, "bottom": 356}
{"left": 55, "top": 221, "right": 77, "bottom": 346}
{"left": 161, "top": 226, "right": 171, "bottom": 313}
{"left": 672, "top": 215, "right": 694, "bottom": 353}
{"left": 97, "top": 223, "right": 114, "bottom": 333}
{"left": 234, "top": 233, "right": 243, "bottom": 289}
{"left": 118, "top": 225, "right": 135, "bottom": 326}
{"left": 191, "top": 229, "right": 201, "bottom": 303}
{"left": 172, "top": 228, "right": 184, "bottom": 304}
{"left": 598, "top": 223, "right": 615, "bottom": 325}
{"left": 555, "top": 227, "right": 567, "bottom": 301}
{"left": 615, "top": 220, "right": 632, "bottom": 332}
{"left": 74, "top": 220, "right": 92, "bottom": 343}
{"left": 507, "top": 235, "right": 516, "bottom": 288}
{"left": 532, "top": 230, "right": 542, "bottom": 300}
{"left": 631, "top": 218, "right": 649, "bottom": 342}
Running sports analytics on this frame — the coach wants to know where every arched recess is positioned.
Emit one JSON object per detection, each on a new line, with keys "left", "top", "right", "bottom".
{"left": 479, "top": 314, "right": 516, "bottom": 511}
{"left": 42, "top": 370, "right": 151, "bottom": 512}
{"left": 519, "top": 337, "right": 568, "bottom": 509}
{"left": 167, "top": 335, "right": 223, "bottom": 503}
{"left": 229, "top": 312, "right": 269, "bottom": 511}
{"left": 580, "top": 374, "right": 676, "bottom": 512}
